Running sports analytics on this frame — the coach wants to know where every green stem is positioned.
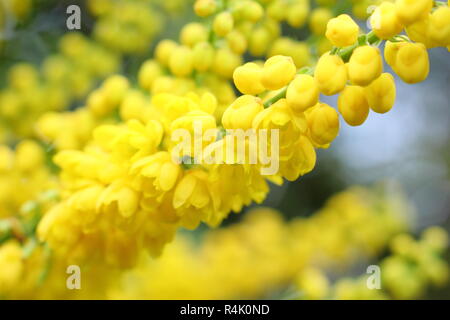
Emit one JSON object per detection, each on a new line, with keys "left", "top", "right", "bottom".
{"left": 263, "top": 67, "right": 315, "bottom": 108}
{"left": 263, "top": 88, "right": 287, "bottom": 108}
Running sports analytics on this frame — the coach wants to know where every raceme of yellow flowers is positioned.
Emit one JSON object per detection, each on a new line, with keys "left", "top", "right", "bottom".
{"left": 32, "top": 0, "right": 450, "bottom": 268}
{"left": 0, "top": 0, "right": 449, "bottom": 299}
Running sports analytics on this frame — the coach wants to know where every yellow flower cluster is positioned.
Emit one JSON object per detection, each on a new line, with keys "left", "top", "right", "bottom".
{"left": 0, "top": 0, "right": 448, "bottom": 300}
{"left": 4, "top": 185, "right": 432, "bottom": 300}
{"left": 28, "top": 0, "right": 448, "bottom": 269}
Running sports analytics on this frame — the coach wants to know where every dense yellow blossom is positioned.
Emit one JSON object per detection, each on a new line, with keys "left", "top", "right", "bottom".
{"left": 0, "top": 0, "right": 449, "bottom": 301}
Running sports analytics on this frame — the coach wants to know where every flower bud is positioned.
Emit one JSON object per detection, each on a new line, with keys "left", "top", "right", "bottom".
{"left": 222, "top": 95, "right": 264, "bottom": 129}
{"left": 169, "top": 46, "right": 194, "bottom": 77}
{"left": 180, "top": 23, "right": 208, "bottom": 47}
{"left": 309, "top": 8, "right": 333, "bottom": 35}
{"left": 233, "top": 62, "right": 265, "bottom": 95}
{"left": 326, "top": 14, "right": 359, "bottom": 47}
{"left": 370, "top": 2, "right": 403, "bottom": 40}
{"left": 261, "top": 55, "right": 297, "bottom": 90}
{"left": 138, "top": 60, "right": 163, "bottom": 91}
{"left": 194, "top": 0, "right": 217, "bottom": 17}
{"left": 428, "top": 6, "right": 450, "bottom": 46}
{"left": 406, "top": 17, "right": 437, "bottom": 48}
{"left": 348, "top": 46, "right": 382, "bottom": 86}
{"left": 306, "top": 103, "right": 340, "bottom": 146}
{"left": 226, "top": 30, "right": 247, "bottom": 54}
{"left": 314, "top": 52, "right": 347, "bottom": 95}
{"left": 384, "top": 41, "right": 408, "bottom": 66}
{"left": 249, "top": 27, "right": 272, "bottom": 57}
{"left": 193, "top": 42, "right": 215, "bottom": 72}
{"left": 286, "top": 74, "right": 320, "bottom": 113}
{"left": 240, "top": 0, "right": 264, "bottom": 22}
{"left": 155, "top": 39, "right": 178, "bottom": 66}
{"left": 286, "top": 2, "right": 309, "bottom": 28}
{"left": 395, "top": 0, "right": 432, "bottom": 25}
{"left": 392, "top": 42, "right": 429, "bottom": 84}
{"left": 337, "top": 85, "right": 370, "bottom": 126}
{"left": 213, "top": 11, "right": 234, "bottom": 37}
{"left": 212, "top": 47, "right": 243, "bottom": 79}
{"left": 364, "top": 73, "right": 396, "bottom": 114}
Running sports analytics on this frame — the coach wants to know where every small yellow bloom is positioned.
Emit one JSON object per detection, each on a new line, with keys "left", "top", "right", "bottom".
{"left": 314, "top": 52, "right": 347, "bottom": 95}
{"left": 428, "top": 7, "right": 450, "bottom": 46}
{"left": 169, "top": 46, "right": 194, "bottom": 77}
{"left": 338, "top": 85, "right": 370, "bottom": 126}
{"left": 212, "top": 47, "right": 243, "bottom": 79}
{"left": 389, "top": 42, "right": 429, "bottom": 84}
{"left": 326, "top": 14, "right": 359, "bottom": 47}
{"left": 194, "top": 0, "right": 217, "bottom": 17}
{"left": 138, "top": 60, "right": 163, "bottom": 91}
{"left": 395, "top": 0, "right": 433, "bottom": 25}
{"left": 364, "top": 73, "right": 396, "bottom": 114}
{"left": 226, "top": 30, "right": 248, "bottom": 54}
{"left": 348, "top": 46, "right": 383, "bottom": 86}
{"left": 306, "top": 103, "right": 340, "bottom": 146}
{"left": 370, "top": 2, "right": 403, "bottom": 40}
{"left": 286, "top": 1, "right": 309, "bottom": 28}
{"left": 180, "top": 22, "right": 208, "bottom": 47}
{"left": 261, "top": 55, "right": 297, "bottom": 90}
{"left": 213, "top": 12, "right": 234, "bottom": 37}
{"left": 222, "top": 95, "right": 264, "bottom": 130}
{"left": 155, "top": 39, "right": 178, "bottom": 66}
{"left": 309, "top": 7, "right": 333, "bottom": 36}
{"left": 286, "top": 74, "right": 320, "bottom": 113}
{"left": 193, "top": 42, "right": 215, "bottom": 72}
{"left": 233, "top": 62, "right": 265, "bottom": 95}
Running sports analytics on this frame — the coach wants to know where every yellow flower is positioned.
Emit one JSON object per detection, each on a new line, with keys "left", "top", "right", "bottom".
{"left": 261, "top": 55, "right": 297, "bottom": 90}
{"left": 222, "top": 95, "right": 264, "bottom": 130}
{"left": 15, "top": 140, "right": 45, "bottom": 172}
{"left": 253, "top": 98, "right": 307, "bottom": 162}
{"left": 338, "top": 85, "right": 370, "bottom": 126}
{"left": 193, "top": 42, "right": 215, "bottom": 72}
{"left": 130, "top": 151, "right": 181, "bottom": 201}
{"left": 169, "top": 46, "right": 194, "bottom": 77}
{"left": 286, "top": 74, "right": 320, "bottom": 113}
{"left": 364, "top": 73, "right": 396, "bottom": 114}
{"left": 155, "top": 39, "right": 178, "bottom": 66}
{"left": 173, "top": 169, "right": 219, "bottom": 229}
{"left": 296, "top": 268, "right": 330, "bottom": 299}
{"left": 194, "top": 0, "right": 217, "bottom": 17}
{"left": 428, "top": 6, "right": 450, "bottom": 46}
{"left": 226, "top": 30, "right": 248, "bottom": 54}
{"left": 309, "top": 7, "right": 333, "bottom": 36}
{"left": 306, "top": 103, "right": 340, "bottom": 146}
{"left": 395, "top": 0, "right": 433, "bottom": 25}
{"left": 212, "top": 47, "right": 243, "bottom": 79}
{"left": 138, "top": 60, "right": 163, "bottom": 91}
{"left": 278, "top": 135, "right": 316, "bottom": 181}
{"left": 348, "top": 46, "right": 383, "bottom": 86}
{"left": 387, "top": 42, "right": 429, "bottom": 84}
{"left": 326, "top": 14, "right": 359, "bottom": 47}
{"left": 370, "top": 2, "right": 403, "bottom": 40}
{"left": 286, "top": 1, "right": 309, "bottom": 28}
{"left": 314, "top": 52, "right": 347, "bottom": 95}
{"left": 233, "top": 62, "right": 265, "bottom": 95}
{"left": 0, "top": 241, "right": 23, "bottom": 295}
{"left": 213, "top": 12, "right": 234, "bottom": 37}
{"left": 180, "top": 22, "right": 208, "bottom": 47}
